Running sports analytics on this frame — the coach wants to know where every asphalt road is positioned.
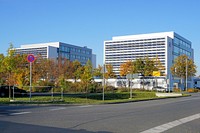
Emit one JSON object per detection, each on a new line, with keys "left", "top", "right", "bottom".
{"left": 0, "top": 93, "right": 200, "bottom": 133}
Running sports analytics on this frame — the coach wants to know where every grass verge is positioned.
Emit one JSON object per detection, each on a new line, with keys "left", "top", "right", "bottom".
{"left": 0, "top": 92, "right": 187, "bottom": 105}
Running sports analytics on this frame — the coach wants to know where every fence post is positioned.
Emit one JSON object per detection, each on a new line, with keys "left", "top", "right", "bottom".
{"left": 51, "top": 87, "right": 54, "bottom": 102}
{"left": 61, "top": 88, "right": 63, "bottom": 101}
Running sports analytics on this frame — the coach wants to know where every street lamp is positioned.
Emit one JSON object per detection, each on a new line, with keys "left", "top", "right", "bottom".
{"left": 102, "top": 64, "right": 106, "bottom": 101}
{"left": 186, "top": 57, "right": 188, "bottom": 92}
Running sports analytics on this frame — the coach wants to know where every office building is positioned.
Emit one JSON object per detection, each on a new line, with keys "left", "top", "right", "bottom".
{"left": 104, "top": 31, "right": 194, "bottom": 89}
{"left": 15, "top": 42, "right": 96, "bottom": 67}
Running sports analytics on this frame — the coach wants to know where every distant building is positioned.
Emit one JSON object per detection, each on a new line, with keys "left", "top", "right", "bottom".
{"left": 15, "top": 42, "right": 96, "bottom": 67}
{"left": 104, "top": 31, "right": 194, "bottom": 89}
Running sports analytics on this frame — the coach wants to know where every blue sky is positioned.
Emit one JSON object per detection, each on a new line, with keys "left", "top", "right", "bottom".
{"left": 0, "top": 0, "right": 200, "bottom": 75}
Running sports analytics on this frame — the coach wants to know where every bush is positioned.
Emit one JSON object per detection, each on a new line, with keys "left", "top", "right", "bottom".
{"left": 117, "top": 87, "right": 129, "bottom": 92}
{"left": 105, "top": 86, "right": 117, "bottom": 93}
{"left": 187, "top": 88, "right": 199, "bottom": 93}
{"left": 88, "top": 82, "right": 99, "bottom": 93}
{"left": 68, "top": 82, "right": 83, "bottom": 93}
{"left": 173, "top": 88, "right": 181, "bottom": 92}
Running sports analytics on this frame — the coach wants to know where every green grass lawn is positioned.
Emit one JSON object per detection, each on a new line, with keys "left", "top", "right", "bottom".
{"left": 1, "top": 91, "right": 188, "bottom": 105}
{"left": 0, "top": 92, "right": 159, "bottom": 104}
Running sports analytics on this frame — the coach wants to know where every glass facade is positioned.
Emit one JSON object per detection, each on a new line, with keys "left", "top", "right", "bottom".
{"left": 173, "top": 37, "right": 192, "bottom": 62}
{"left": 59, "top": 43, "right": 92, "bottom": 66}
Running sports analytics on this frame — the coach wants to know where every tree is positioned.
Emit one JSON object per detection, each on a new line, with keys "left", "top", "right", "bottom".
{"left": 2, "top": 43, "right": 17, "bottom": 99}
{"left": 134, "top": 58, "right": 145, "bottom": 76}
{"left": 3, "top": 44, "right": 17, "bottom": 85}
{"left": 170, "top": 54, "right": 196, "bottom": 90}
{"left": 133, "top": 57, "right": 157, "bottom": 89}
{"left": 0, "top": 54, "right": 5, "bottom": 85}
{"left": 133, "top": 57, "right": 157, "bottom": 76}
{"left": 105, "top": 64, "right": 116, "bottom": 79}
{"left": 14, "top": 54, "right": 29, "bottom": 87}
{"left": 81, "top": 60, "right": 93, "bottom": 83}
{"left": 120, "top": 60, "right": 134, "bottom": 77}
{"left": 144, "top": 57, "right": 157, "bottom": 76}
{"left": 119, "top": 60, "right": 135, "bottom": 88}
{"left": 72, "top": 60, "right": 83, "bottom": 82}
{"left": 153, "top": 55, "right": 165, "bottom": 76}
{"left": 80, "top": 60, "right": 93, "bottom": 92}
{"left": 93, "top": 65, "right": 103, "bottom": 78}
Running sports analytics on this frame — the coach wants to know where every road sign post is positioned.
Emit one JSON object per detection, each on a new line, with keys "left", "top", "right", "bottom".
{"left": 27, "top": 54, "right": 35, "bottom": 102}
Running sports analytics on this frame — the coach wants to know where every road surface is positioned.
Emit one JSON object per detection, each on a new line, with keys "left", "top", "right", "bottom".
{"left": 0, "top": 93, "right": 200, "bottom": 133}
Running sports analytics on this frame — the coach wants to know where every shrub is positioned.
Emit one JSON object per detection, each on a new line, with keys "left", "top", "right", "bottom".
{"left": 105, "top": 86, "right": 117, "bottom": 93}
{"left": 68, "top": 82, "right": 83, "bottom": 93}
{"left": 173, "top": 88, "right": 181, "bottom": 92}
{"left": 117, "top": 87, "right": 129, "bottom": 92}
{"left": 187, "top": 88, "right": 199, "bottom": 93}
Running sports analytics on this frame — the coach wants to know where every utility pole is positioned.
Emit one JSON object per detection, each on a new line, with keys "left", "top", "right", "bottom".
{"left": 102, "top": 64, "right": 105, "bottom": 101}
{"left": 186, "top": 57, "right": 188, "bottom": 92}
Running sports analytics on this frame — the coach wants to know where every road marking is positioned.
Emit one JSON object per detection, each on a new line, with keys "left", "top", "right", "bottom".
{"left": 50, "top": 107, "right": 66, "bottom": 111}
{"left": 79, "top": 105, "right": 93, "bottom": 108}
{"left": 10, "top": 112, "right": 31, "bottom": 115}
{"left": 140, "top": 113, "right": 200, "bottom": 133}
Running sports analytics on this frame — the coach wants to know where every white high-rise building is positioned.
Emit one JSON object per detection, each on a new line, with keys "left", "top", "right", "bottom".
{"left": 104, "top": 31, "right": 194, "bottom": 89}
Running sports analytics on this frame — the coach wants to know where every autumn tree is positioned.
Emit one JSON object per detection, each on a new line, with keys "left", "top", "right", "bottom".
{"left": 153, "top": 56, "right": 165, "bottom": 76}
{"left": 133, "top": 57, "right": 157, "bottom": 89}
{"left": 171, "top": 54, "right": 196, "bottom": 90}
{"left": 14, "top": 54, "right": 29, "bottom": 87}
{"left": 2, "top": 44, "right": 17, "bottom": 86}
{"left": 62, "top": 59, "right": 73, "bottom": 79}
{"left": 54, "top": 58, "right": 73, "bottom": 86}
{"left": 1, "top": 44, "right": 18, "bottom": 98}
{"left": 32, "top": 55, "right": 44, "bottom": 85}
{"left": 144, "top": 57, "right": 157, "bottom": 76}
{"left": 93, "top": 65, "right": 103, "bottom": 78}
{"left": 0, "top": 54, "right": 5, "bottom": 85}
{"left": 119, "top": 60, "right": 135, "bottom": 88}
{"left": 120, "top": 60, "right": 134, "bottom": 77}
{"left": 72, "top": 60, "right": 83, "bottom": 82}
{"left": 105, "top": 64, "right": 116, "bottom": 79}
{"left": 134, "top": 58, "right": 145, "bottom": 76}
{"left": 80, "top": 60, "right": 93, "bottom": 93}
{"left": 133, "top": 57, "right": 157, "bottom": 76}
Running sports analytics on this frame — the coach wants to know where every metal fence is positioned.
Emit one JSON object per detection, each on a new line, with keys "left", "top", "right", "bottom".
{"left": 9, "top": 86, "right": 64, "bottom": 102}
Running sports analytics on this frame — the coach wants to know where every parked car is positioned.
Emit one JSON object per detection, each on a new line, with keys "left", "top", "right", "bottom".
{"left": 152, "top": 86, "right": 167, "bottom": 92}
{"left": 0, "top": 86, "right": 27, "bottom": 97}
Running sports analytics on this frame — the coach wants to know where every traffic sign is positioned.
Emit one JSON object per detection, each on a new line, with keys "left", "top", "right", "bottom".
{"left": 27, "top": 54, "right": 35, "bottom": 63}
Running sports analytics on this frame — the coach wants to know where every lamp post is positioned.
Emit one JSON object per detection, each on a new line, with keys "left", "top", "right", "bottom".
{"left": 186, "top": 57, "right": 188, "bottom": 92}
{"left": 102, "top": 64, "right": 105, "bottom": 101}
{"left": 130, "top": 74, "right": 133, "bottom": 99}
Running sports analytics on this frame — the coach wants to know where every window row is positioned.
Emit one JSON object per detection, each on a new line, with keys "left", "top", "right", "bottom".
{"left": 105, "top": 38, "right": 165, "bottom": 44}
{"left": 173, "top": 46, "right": 191, "bottom": 56}
{"left": 174, "top": 37, "right": 191, "bottom": 48}
{"left": 61, "top": 53, "right": 90, "bottom": 60}
{"left": 105, "top": 42, "right": 165, "bottom": 48}
{"left": 60, "top": 46, "right": 91, "bottom": 55}
{"left": 105, "top": 47, "right": 165, "bottom": 52}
